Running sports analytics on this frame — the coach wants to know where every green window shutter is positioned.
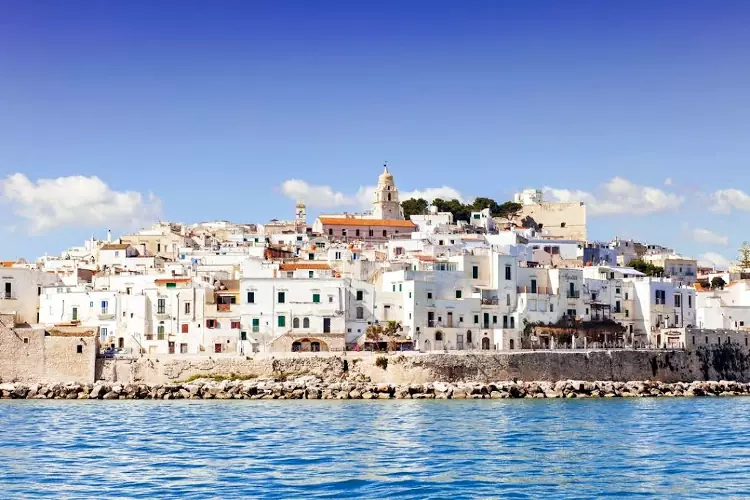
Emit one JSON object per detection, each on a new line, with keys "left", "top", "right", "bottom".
{"left": 392, "top": 284, "right": 396, "bottom": 292}
{"left": 278, "top": 292, "right": 285, "bottom": 303}
{"left": 278, "top": 316, "right": 286, "bottom": 327}
{"left": 399, "top": 284, "right": 402, "bottom": 292}
{"left": 166, "top": 282, "right": 176, "bottom": 289}
{"left": 313, "top": 293, "right": 320, "bottom": 303}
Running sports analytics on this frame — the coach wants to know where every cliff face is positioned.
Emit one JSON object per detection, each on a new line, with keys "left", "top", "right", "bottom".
{"left": 95, "top": 347, "right": 750, "bottom": 385}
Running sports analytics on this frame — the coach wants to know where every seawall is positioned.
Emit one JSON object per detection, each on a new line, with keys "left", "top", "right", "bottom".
{"left": 95, "top": 346, "right": 750, "bottom": 385}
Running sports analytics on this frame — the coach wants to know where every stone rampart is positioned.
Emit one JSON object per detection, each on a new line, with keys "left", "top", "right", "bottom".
{"left": 95, "top": 346, "right": 750, "bottom": 385}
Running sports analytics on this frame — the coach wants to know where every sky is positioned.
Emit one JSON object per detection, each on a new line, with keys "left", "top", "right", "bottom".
{"left": 1, "top": 1, "right": 750, "bottom": 268}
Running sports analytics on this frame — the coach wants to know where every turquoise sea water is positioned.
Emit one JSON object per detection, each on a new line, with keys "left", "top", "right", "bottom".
{"left": 2, "top": 399, "right": 750, "bottom": 499}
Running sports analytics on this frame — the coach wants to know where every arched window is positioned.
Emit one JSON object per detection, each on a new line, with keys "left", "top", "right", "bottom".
{"left": 311, "top": 341, "right": 321, "bottom": 352}
{"left": 509, "top": 338, "right": 515, "bottom": 350}
{"left": 293, "top": 317, "right": 300, "bottom": 328}
{"left": 466, "top": 330, "right": 472, "bottom": 344}
{"left": 435, "top": 331, "right": 443, "bottom": 341}
{"left": 292, "top": 341, "right": 301, "bottom": 352}
{"left": 303, "top": 317, "right": 310, "bottom": 328}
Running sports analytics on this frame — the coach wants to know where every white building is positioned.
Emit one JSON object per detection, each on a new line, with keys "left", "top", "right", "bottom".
{"left": 0, "top": 268, "right": 63, "bottom": 324}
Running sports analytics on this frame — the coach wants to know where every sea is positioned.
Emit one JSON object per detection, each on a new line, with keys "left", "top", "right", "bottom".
{"left": 1, "top": 398, "right": 749, "bottom": 499}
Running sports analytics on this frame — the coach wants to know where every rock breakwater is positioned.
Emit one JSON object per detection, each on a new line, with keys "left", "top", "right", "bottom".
{"left": 3, "top": 378, "right": 750, "bottom": 400}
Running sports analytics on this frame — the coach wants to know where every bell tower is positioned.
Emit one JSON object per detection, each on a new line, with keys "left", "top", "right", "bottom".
{"left": 372, "top": 163, "right": 403, "bottom": 220}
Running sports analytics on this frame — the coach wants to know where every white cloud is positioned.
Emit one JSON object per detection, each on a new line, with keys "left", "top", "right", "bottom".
{"left": 699, "top": 252, "right": 731, "bottom": 270}
{"left": 281, "top": 179, "right": 465, "bottom": 210}
{"left": 1, "top": 173, "right": 161, "bottom": 234}
{"left": 690, "top": 228, "right": 729, "bottom": 245}
{"left": 544, "top": 177, "right": 684, "bottom": 216}
{"left": 280, "top": 179, "right": 353, "bottom": 208}
{"left": 709, "top": 188, "right": 750, "bottom": 214}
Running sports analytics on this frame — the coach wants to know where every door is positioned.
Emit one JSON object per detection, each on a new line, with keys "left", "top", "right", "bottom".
{"left": 447, "top": 312, "right": 453, "bottom": 328}
{"left": 118, "top": 337, "right": 124, "bottom": 349}
{"left": 252, "top": 318, "right": 259, "bottom": 333}
{"left": 4, "top": 282, "right": 10, "bottom": 299}
{"left": 456, "top": 334, "right": 464, "bottom": 350}
{"left": 569, "top": 282, "right": 575, "bottom": 297}
{"left": 531, "top": 279, "right": 537, "bottom": 294}
{"left": 323, "top": 318, "right": 331, "bottom": 333}
{"left": 482, "top": 337, "right": 490, "bottom": 350}
{"left": 483, "top": 312, "right": 490, "bottom": 328}
{"left": 428, "top": 311, "right": 435, "bottom": 327}
{"left": 168, "top": 341, "right": 175, "bottom": 354}
{"left": 72, "top": 307, "right": 78, "bottom": 321}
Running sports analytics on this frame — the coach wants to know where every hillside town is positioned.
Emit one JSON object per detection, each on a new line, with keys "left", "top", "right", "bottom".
{"left": 1, "top": 166, "right": 748, "bottom": 362}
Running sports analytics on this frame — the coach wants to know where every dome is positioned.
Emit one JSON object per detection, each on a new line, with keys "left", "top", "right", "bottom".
{"left": 378, "top": 165, "right": 394, "bottom": 184}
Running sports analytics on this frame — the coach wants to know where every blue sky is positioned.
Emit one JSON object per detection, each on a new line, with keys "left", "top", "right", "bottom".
{"left": 1, "top": 1, "right": 749, "bottom": 267}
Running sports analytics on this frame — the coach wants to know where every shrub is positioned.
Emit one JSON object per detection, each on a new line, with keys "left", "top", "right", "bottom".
{"left": 375, "top": 356, "right": 388, "bottom": 370}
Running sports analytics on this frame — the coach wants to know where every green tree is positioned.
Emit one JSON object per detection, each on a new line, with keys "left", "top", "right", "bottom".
{"left": 495, "top": 201, "right": 523, "bottom": 223}
{"left": 401, "top": 198, "right": 429, "bottom": 219}
{"left": 629, "top": 258, "right": 664, "bottom": 277}
{"left": 711, "top": 276, "right": 727, "bottom": 290}
{"left": 739, "top": 242, "right": 750, "bottom": 270}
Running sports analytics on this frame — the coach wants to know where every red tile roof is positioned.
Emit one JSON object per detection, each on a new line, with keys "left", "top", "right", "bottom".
{"left": 279, "top": 263, "right": 331, "bottom": 271}
{"left": 318, "top": 217, "right": 416, "bottom": 228}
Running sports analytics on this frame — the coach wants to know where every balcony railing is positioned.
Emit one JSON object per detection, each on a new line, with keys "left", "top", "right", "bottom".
{"left": 567, "top": 291, "right": 581, "bottom": 299}
{"left": 517, "top": 286, "right": 551, "bottom": 295}
{"left": 481, "top": 298, "right": 499, "bottom": 305}
{"left": 0, "top": 292, "right": 16, "bottom": 300}
{"left": 98, "top": 311, "right": 115, "bottom": 320}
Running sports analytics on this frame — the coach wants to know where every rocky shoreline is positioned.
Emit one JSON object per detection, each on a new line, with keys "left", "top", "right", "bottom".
{"left": 2, "top": 378, "right": 750, "bottom": 400}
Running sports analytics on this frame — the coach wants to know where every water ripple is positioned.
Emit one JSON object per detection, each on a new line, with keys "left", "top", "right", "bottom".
{"left": 2, "top": 399, "right": 750, "bottom": 498}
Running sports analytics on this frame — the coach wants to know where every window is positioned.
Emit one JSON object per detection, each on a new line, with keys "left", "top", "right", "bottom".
{"left": 247, "top": 292, "right": 255, "bottom": 304}
{"left": 674, "top": 295, "right": 681, "bottom": 308}
{"left": 550, "top": 304, "right": 554, "bottom": 312}
{"left": 356, "top": 307, "right": 364, "bottom": 319}
{"left": 616, "top": 287, "right": 621, "bottom": 295}
{"left": 293, "top": 317, "right": 300, "bottom": 328}
{"left": 206, "top": 319, "right": 216, "bottom": 329}
{"left": 455, "top": 290, "right": 462, "bottom": 299}
{"left": 72, "top": 307, "right": 78, "bottom": 321}
{"left": 184, "top": 302, "right": 191, "bottom": 315}
{"left": 214, "top": 343, "right": 222, "bottom": 353}
{"left": 329, "top": 229, "right": 333, "bottom": 236}
{"left": 459, "top": 316, "right": 463, "bottom": 323}
{"left": 435, "top": 331, "right": 443, "bottom": 341}
{"left": 688, "top": 295, "right": 692, "bottom": 308}
{"left": 625, "top": 309, "right": 629, "bottom": 318}
{"left": 309, "top": 271, "right": 314, "bottom": 278}
{"left": 393, "top": 284, "right": 396, "bottom": 292}
{"left": 329, "top": 295, "right": 334, "bottom": 303}
{"left": 472, "top": 266, "right": 479, "bottom": 279}
{"left": 180, "top": 343, "right": 188, "bottom": 354}
{"left": 356, "top": 229, "right": 360, "bottom": 237}
{"left": 303, "top": 317, "right": 310, "bottom": 328}
{"left": 409, "top": 292, "right": 412, "bottom": 299}
{"left": 503, "top": 316, "right": 508, "bottom": 328}
{"left": 278, "top": 292, "right": 285, "bottom": 303}
{"left": 240, "top": 331, "right": 247, "bottom": 341}
{"left": 76, "top": 345, "right": 83, "bottom": 354}
{"left": 23, "top": 337, "right": 29, "bottom": 344}
{"left": 692, "top": 336, "right": 695, "bottom": 345}
{"left": 181, "top": 324, "right": 189, "bottom": 333}
{"left": 382, "top": 230, "right": 387, "bottom": 237}
{"left": 313, "top": 293, "right": 320, "bottom": 303}
{"left": 625, "top": 292, "right": 629, "bottom": 300}
{"left": 157, "top": 298, "right": 166, "bottom": 314}
{"left": 705, "top": 336, "right": 709, "bottom": 344}
{"left": 615, "top": 301, "right": 621, "bottom": 313}
{"left": 166, "top": 282, "right": 176, "bottom": 289}
{"left": 158, "top": 325, "right": 165, "bottom": 339}
{"left": 507, "top": 295, "right": 511, "bottom": 306}
{"left": 560, "top": 222, "right": 566, "bottom": 228}
{"left": 252, "top": 318, "right": 259, "bottom": 333}
{"left": 278, "top": 315, "right": 286, "bottom": 327}
{"left": 510, "top": 317, "right": 515, "bottom": 328}
{"left": 231, "top": 321, "right": 240, "bottom": 329}
{"left": 100, "top": 327, "right": 108, "bottom": 341}
{"left": 399, "top": 284, "right": 402, "bottom": 292}
{"left": 356, "top": 290, "right": 364, "bottom": 301}
{"left": 427, "top": 292, "right": 433, "bottom": 299}
{"left": 37, "top": 286, "right": 41, "bottom": 296}
{"left": 492, "top": 315, "right": 497, "bottom": 324}
{"left": 369, "top": 229, "right": 374, "bottom": 237}
{"left": 308, "top": 253, "right": 314, "bottom": 260}
{"left": 474, "top": 314, "right": 479, "bottom": 324}
{"left": 342, "top": 229, "right": 347, "bottom": 237}
{"left": 505, "top": 265, "right": 512, "bottom": 280}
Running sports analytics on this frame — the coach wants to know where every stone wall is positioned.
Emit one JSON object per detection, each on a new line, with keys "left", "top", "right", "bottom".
{"left": 96, "top": 346, "right": 750, "bottom": 385}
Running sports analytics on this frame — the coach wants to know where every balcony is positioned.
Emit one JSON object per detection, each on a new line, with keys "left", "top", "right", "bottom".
{"left": 517, "top": 286, "right": 551, "bottom": 295}
{"left": 155, "top": 310, "right": 170, "bottom": 319}
{"left": 98, "top": 311, "right": 115, "bottom": 320}
{"left": 217, "top": 303, "right": 232, "bottom": 312}
{"left": 481, "top": 298, "right": 499, "bottom": 306}
{"left": 0, "top": 292, "right": 16, "bottom": 300}
{"left": 567, "top": 291, "right": 581, "bottom": 299}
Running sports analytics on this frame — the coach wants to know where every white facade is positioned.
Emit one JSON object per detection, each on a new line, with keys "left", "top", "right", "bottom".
{"left": 0, "top": 268, "right": 63, "bottom": 324}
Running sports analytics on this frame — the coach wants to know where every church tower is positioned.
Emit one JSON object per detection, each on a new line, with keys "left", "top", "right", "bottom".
{"left": 295, "top": 200, "right": 307, "bottom": 230}
{"left": 372, "top": 164, "right": 404, "bottom": 220}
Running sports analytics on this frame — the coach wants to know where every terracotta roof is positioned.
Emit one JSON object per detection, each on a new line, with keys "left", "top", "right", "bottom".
{"left": 279, "top": 263, "right": 331, "bottom": 271}
{"left": 416, "top": 255, "right": 438, "bottom": 262}
{"left": 154, "top": 278, "right": 192, "bottom": 285}
{"left": 101, "top": 244, "right": 130, "bottom": 250}
{"left": 318, "top": 217, "right": 416, "bottom": 228}
{"left": 694, "top": 282, "right": 710, "bottom": 292}
{"left": 0, "top": 261, "right": 17, "bottom": 267}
